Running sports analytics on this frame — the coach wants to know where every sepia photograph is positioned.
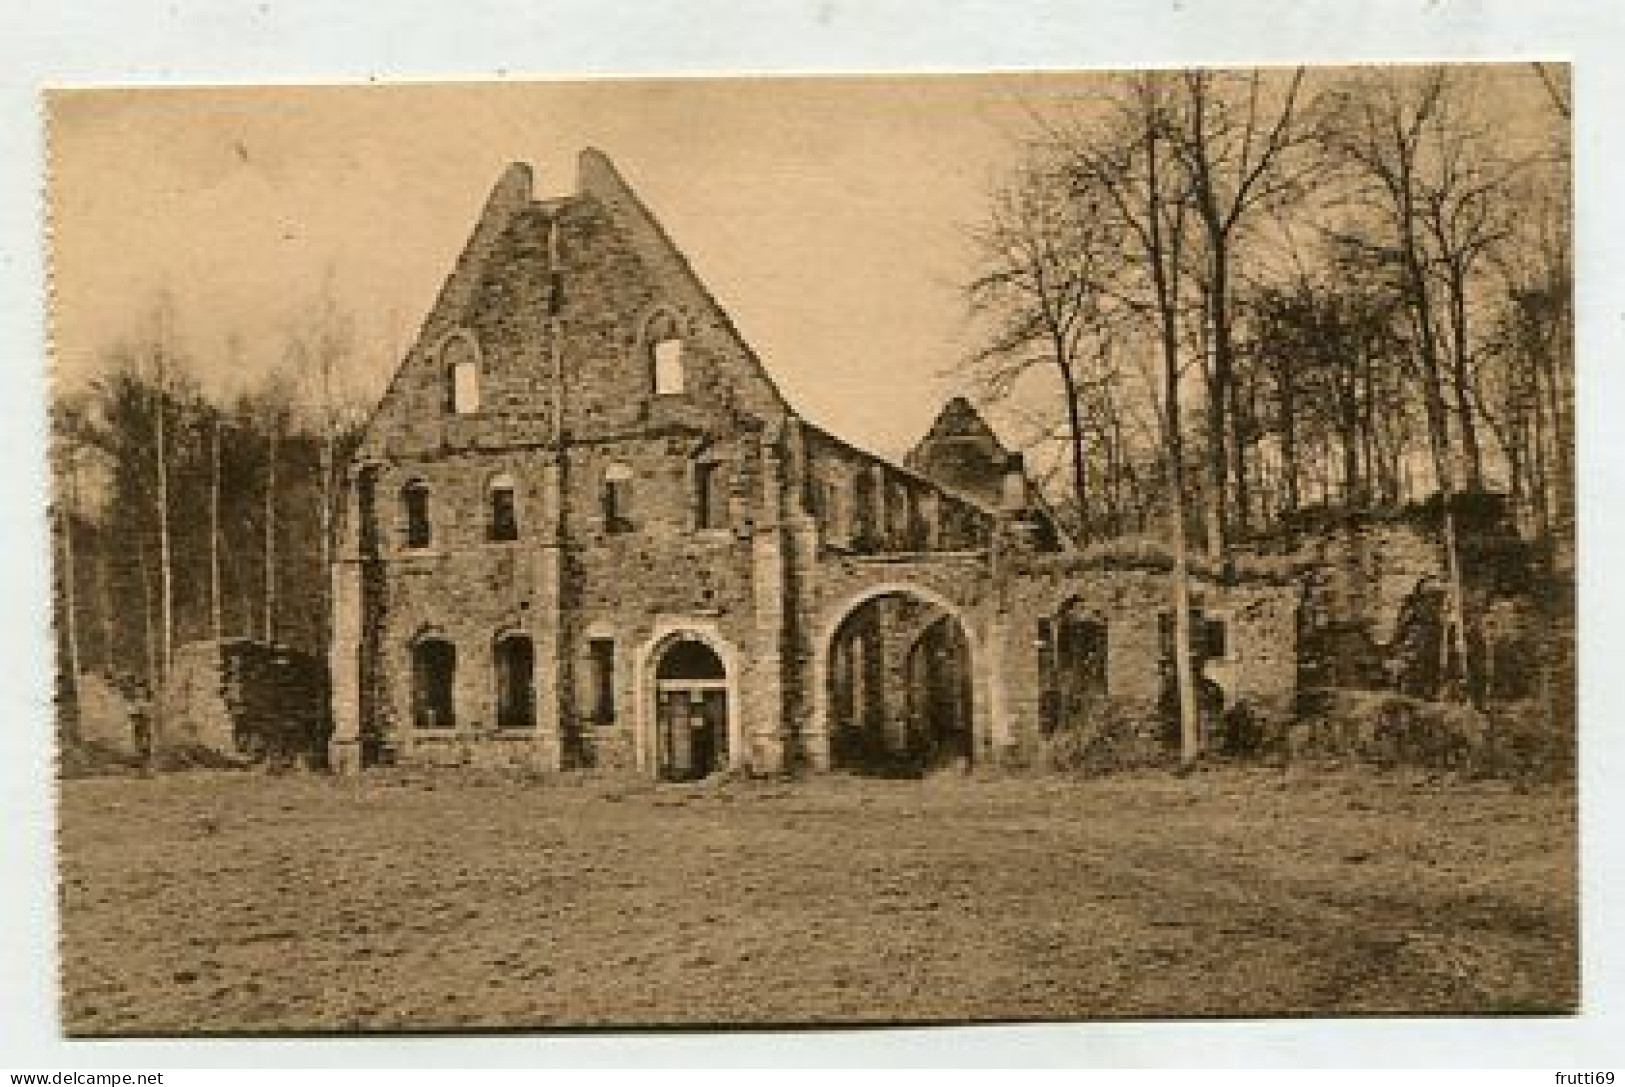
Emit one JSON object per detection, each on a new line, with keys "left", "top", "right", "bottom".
{"left": 45, "top": 65, "right": 1576, "bottom": 1035}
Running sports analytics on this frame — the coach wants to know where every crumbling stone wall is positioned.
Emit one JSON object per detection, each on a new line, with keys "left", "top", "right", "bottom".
{"left": 995, "top": 557, "right": 1301, "bottom": 755}
{"left": 73, "top": 672, "right": 144, "bottom": 756}
{"left": 160, "top": 639, "right": 328, "bottom": 761}
{"left": 331, "top": 151, "right": 1313, "bottom": 780}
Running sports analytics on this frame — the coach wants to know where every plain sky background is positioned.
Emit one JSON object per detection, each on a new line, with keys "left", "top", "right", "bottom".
{"left": 11, "top": 0, "right": 1625, "bottom": 1071}
{"left": 49, "top": 75, "right": 1089, "bottom": 459}
{"left": 47, "top": 68, "right": 1554, "bottom": 462}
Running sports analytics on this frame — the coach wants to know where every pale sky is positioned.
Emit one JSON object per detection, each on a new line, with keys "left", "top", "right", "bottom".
{"left": 48, "top": 74, "right": 1121, "bottom": 458}
{"left": 46, "top": 69, "right": 1557, "bottom": 461}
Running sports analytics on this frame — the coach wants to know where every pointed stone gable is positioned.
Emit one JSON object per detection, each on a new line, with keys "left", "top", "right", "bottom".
{"left": 922, "top": 396, "right": 1004, "bottom": 446}
{"left": 575, "top": 149, "right": 790, "bottom": 422}
{"left": 352, "top": 152, "right": 794, "bottom": 465}
{"left": 355, "top": 163, "right": 536, "bottom": 461}
{"left": 904, "top": 396, "right": 1012, "bottom": 506}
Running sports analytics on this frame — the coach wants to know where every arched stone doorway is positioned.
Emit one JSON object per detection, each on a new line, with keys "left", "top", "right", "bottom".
{"left": 653, "top": 636, "right": 730, "bottom": 782}
{"left": 824, "top": 588, "right": 976, "bottom": 774}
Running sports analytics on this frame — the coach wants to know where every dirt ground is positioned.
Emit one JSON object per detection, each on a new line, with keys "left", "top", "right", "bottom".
{"left": 56, "top": 765, "right": 1577, "bottom": 1033}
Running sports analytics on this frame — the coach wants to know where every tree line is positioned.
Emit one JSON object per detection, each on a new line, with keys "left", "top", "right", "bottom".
{"left": 964, "top": 64, "right": 1572, "bottom": 760}
{"left": 50, "top": 292, "right": 368, "bottom": 727}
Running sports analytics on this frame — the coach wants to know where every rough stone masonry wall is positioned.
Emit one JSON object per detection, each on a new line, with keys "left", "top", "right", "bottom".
{"left": 994, "top": 562, "right": 1301, "bottom": 753}
{"left": 73, "top": 672, "right": 141, "bottom": 755}
{"left": 160, "top": 639, "right": 328, "bottom": 760}
{"left": 349, "top": 158, "right": 796, "bottom": 775}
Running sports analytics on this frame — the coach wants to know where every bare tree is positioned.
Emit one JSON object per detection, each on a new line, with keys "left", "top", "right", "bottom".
{"left": 286, "top": 274, "right": 359, "bottom": 647}
{"left": 965, "top": 151, "right": 1127, "bottom": 541}
{"left": 1063, "top": 73, "right": 1204, "bottom": 767}
{"left": 1166, "top": 67, "right": 1312, "bottom": 551}
{"left": 1324, "top": 67, "right": 1480, "bottom": 700}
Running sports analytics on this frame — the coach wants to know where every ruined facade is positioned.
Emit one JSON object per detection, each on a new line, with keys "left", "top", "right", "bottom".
{"left": 328, "top": 152, "right": 1301, "bottom": 778}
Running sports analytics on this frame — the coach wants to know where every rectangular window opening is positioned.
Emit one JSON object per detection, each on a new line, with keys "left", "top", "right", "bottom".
{"left": 489, "top": 488, "right": 518, "bottom": 542}
{"left": 589, "top": 638, "right": 616, "bottom": 726}
{"left": 603, "top": 471, "right": 633, "bottom": 534}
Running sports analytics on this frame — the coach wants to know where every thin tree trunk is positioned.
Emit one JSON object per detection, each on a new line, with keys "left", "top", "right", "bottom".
{"left": 96, "top": 550, "right": 115, "bottom": 675}
{"left": 154, "top": 378, "right": 173, "bottom": 683}
{"left": 1143, "top": 114, "right": 1201, "bottom": 770}
{"left": 1059, "top": 356, "right": 1090, "bottom": 544}
{"left": 1277, "top": 351, "right": 1300, "bottom": 519}
{"left": 138, "top": 538, "right": 157, "bottom": 699}
{"left": 57, "top": 471, "right": 82, "bottom": 742}
{"left": 264, "top": 422, "right": 278, "bottom": 644}
{"left": 1448, "top": 267, "right": 1484, "bottom": 492}
{"left": 210, "top": 415, "right": 223, "bottom": 642}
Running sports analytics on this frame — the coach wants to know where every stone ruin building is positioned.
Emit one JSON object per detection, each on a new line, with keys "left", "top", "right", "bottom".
{"left": 326, "top": 151, "right": 1301, "bottom": 779}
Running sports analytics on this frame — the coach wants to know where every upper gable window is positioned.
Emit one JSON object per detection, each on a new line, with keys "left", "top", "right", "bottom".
{"left": 443, "top": 333, "right": 481, "bottom": 415}
{"left": 653, "top": 339, "right": 685, "bottom": 396}
{"left": 644, "top": 309, "right": 686, "bottom": 397}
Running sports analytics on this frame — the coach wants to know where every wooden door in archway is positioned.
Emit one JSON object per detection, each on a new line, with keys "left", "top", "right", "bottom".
{"left": 654, "top": 638, "right": 729, "bottom": 781}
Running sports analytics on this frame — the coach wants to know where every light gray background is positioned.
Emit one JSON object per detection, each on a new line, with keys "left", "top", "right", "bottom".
{"left": 4, "top": 0, "right": 1621, "bottom": 1068}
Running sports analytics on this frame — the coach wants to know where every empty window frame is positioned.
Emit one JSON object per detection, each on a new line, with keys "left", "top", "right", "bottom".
{"left": 653, "top": 339, "right": 685, "bottom": 396}
{"left": 852, "top": 470, "right": 877, "bottom": 551}
{"left": 694, "top": 456, "right": 728, "bottom": 530}
{"left": 645, "top": 309, "right": 685, "bottom": 396}
{"left": 588, "top": 637, "right": 616, "bottom": 725}
{"left": 493, "top": 634, "right": 535, "bottom": 728}
{"left": 488, "top": 473, "right": 519, "bottom": 542}
{"left": 402, "top": 480, "right": 432, "bottom": 549}
{"left": 602, "top": 463, "right": 634, "bottom": 534}
{"left": 443, "top": 334, "right": 481, "bottom": 415}
{"left": 411, "top": 638, "right": 456, "bottom": 729}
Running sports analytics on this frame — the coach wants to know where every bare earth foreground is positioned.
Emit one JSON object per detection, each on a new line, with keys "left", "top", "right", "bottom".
{"left": 58, "top": 767, "right": 1577, "bottom": 1033}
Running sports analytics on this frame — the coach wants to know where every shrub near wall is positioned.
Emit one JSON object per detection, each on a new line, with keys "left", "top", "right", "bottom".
{"left": 160, "top": 639, "right": 331, "bottom": 767}
{"left": 1282, "top": 688, "right": 1573, "bottom": 780}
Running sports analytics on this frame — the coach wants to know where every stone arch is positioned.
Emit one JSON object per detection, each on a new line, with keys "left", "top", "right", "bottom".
{"left": 811, "top": 581, "right": 985, "bottom": 772}
{"left": 631, "top": 620, "right": 744, "bottom": 778}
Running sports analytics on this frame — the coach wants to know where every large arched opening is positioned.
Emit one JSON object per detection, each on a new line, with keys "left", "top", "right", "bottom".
{"left": 823, "top": 587, "right": 976, "bottom": 774}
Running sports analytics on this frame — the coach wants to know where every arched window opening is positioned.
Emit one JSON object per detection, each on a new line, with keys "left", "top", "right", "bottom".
{"left": 411, "top": 638, "right": 456, "bottom": 729}
{"left": 494, "top": 634, "right": 535, "bottom": 729}
{"left": 653, "top": 339, "right": 685, "bottom": 396}
{"left": 488, "top": 473, "right": 518, "bottom": 542}
{"left": 645, "top": 310, "right": 685, "bottom": 397}
{"left": 602, "top": 463, "right": 634, "bottom": 534}
{"left": 402, "top": 480, "right": 432, "bottom": 549}
{"left": 443, "top": 334, "right": 481, "bottom": 415}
